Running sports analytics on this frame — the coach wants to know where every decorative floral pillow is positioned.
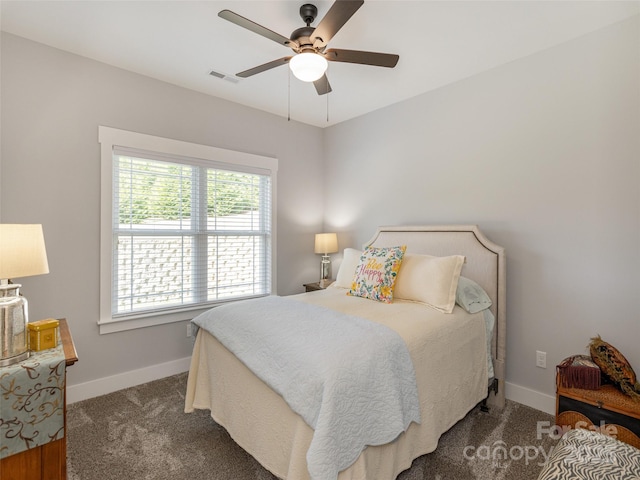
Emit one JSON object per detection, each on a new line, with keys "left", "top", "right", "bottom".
{"left": 348, "top": 245, "right": 406, "bottom": 303}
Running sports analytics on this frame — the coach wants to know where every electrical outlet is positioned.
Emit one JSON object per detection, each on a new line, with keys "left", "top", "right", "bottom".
{"left": 186, "top": 323, "right": 193, "bottom": 338}
{"left": 536, "top": 350, "right": 547, "bottom": 369}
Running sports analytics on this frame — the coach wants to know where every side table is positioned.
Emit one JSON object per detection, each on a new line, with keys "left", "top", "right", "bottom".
{"left": 303, "top": 281, "right": 333, "bottom": 292}
{"left": 0, "top": 318, "right": 78, "bottom": 480}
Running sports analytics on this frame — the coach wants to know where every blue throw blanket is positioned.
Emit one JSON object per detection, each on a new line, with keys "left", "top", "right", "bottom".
{"left": 192, "top": 295, "right": 420, "bottom": 480}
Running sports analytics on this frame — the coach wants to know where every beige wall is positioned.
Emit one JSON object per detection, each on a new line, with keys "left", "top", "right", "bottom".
{"left": 323, "top": 15, "right": 640, "bottom": 407}
{"left": 0, "top": 33, "right": 325, "bottom": 390}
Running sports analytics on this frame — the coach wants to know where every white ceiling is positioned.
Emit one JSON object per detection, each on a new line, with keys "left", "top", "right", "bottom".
{"left": 2, "top": 1, "right": 638, "bottom": 127}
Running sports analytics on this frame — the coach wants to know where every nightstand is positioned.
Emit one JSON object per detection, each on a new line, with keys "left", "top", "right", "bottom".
{"left": 0, "top": 318, "right": 78, "bottom": 480}
{"left": 303, "top": 281, "right": 333, "bottom": 292}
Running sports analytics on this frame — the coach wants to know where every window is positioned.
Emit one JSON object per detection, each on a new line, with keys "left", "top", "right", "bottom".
{"left": 98, "top": 127, "right": 277, "bottom": 333}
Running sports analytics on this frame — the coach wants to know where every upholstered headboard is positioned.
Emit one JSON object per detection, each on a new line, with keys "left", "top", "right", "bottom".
{"left": 364, "top": 225, "right": 506, "bottom": 409}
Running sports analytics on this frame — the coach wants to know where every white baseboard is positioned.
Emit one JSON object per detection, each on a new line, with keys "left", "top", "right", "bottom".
{"left": 67, "top": 359, "right": 556, "bottom": 416}
{"left": 505, "top": 381, "right": 556, "bottom": 415}
{"left": 66, "top": 356, "right": 192, "bottom": 404}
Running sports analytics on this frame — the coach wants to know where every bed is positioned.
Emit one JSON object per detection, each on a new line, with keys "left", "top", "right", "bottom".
{"left": 185, "top": 225, "right": 506, "bottom": 480}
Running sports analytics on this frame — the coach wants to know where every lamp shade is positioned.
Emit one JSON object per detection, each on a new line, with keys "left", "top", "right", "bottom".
{"left": 0, "top": 224, "right": 49, "bottom": 280}
{"left": 289, "top": 52, "right": 328, "bottom": 82}
{"left": 314, "top": 233, "right": 338, "bottom": 255}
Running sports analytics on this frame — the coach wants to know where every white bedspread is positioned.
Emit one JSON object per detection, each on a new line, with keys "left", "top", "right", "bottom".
{"left": 191, "top": 295, "right": 420, "bottom": 480}
{"left": 186, "top": 286, "right": 490, "bottom": 480}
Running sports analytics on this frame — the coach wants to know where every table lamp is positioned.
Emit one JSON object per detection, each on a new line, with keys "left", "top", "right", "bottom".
{"left": 0, "top": 224, "right": 49, "bottom": 366}
{"left": 314, "top": 233, "right": 338, "bottom": 288}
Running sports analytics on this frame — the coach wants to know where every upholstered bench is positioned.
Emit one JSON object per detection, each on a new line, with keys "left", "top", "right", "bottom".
{"left": 536, "top": 428, "right": 640, "bottom": 479}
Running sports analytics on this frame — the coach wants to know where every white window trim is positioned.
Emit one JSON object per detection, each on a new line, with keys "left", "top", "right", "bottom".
{"left": 98, "top": 126, "right": 278, "bottom": 334}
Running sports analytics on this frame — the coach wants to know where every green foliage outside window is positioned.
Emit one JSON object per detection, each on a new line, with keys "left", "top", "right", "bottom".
{"left": 118, "top": 158, "right": 259, "bottom": 225}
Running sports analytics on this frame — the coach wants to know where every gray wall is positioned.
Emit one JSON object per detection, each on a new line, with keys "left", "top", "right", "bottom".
{"left": 0, "top": 33, "right": 325, "bottom": 387}
{"left": 324, "top": 16, "right": 640, "bottom": 400}
{"left": 2, "top": 14, "right": 639, "bottom": 405}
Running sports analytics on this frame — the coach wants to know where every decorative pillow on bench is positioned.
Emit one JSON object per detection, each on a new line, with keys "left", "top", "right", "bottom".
{"left": 557, "top": 354, "right": 601, "bottom": 390}
{"left": 589, "top": 336, "right": 640, "bottom": 399}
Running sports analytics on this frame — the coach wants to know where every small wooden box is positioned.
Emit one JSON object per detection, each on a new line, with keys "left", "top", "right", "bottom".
{"left": 28, "top": 318, "right": 59, "bottom": 351}
{"left": 556, "top": 376, "right": 640, "bottom": 449}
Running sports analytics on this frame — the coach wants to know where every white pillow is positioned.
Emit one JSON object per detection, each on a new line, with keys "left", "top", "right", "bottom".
{"left": 456, "top": 276, "right": 493, "bottom": 313}
{"left": 394, "top": 253, "right": 465, "bottom": 313}
{"left": 334, "top": 248, "right": 363, "bottom": 289}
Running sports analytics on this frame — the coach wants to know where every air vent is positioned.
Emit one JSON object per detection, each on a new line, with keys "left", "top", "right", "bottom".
{"left": 209, "top": 70, "right": 240, "bottom": 84}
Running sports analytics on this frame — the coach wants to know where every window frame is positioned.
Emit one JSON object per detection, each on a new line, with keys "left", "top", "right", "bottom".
{"left": 98, "top": 126, "right": 278, "bottom": 334}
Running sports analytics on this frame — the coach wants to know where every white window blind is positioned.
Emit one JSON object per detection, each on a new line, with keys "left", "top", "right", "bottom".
{"left": 112, "top": 147, "right": 272, "bottom": 317}
{"left": 98, "top": 126, "right": 277, "bottom": 333}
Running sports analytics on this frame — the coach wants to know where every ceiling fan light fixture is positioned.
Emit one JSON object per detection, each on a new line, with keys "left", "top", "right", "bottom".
{"left": 289, "top": 52, "right": 328, "bottom": 82}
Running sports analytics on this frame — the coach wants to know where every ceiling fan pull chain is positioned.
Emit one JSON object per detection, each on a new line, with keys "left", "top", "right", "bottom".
{"left": 326, "top": 74, "right": 329, "bottom": 123}
{"left": 288, "top": 68, "right": 291, "bottom": 122}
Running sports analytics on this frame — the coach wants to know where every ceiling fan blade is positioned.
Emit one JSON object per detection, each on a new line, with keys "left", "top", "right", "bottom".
{"left": 312, "top": 0, "right": 364, "bottom": 49}
{"left": 219, "top": 10, "right": 297, "bottom": 48}
{"left": 325, "top": 48, "right": 399, "bottom": 68}
{"left": 236, "top": 57, "right": 292, "bottom": 78}
{"left": 313, "top": 75, "right": 332, "bottom": 95}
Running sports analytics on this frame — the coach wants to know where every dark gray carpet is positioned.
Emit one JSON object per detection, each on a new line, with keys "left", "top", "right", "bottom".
{"left": 67, "top": 373, "right": 557, "bottom": 479}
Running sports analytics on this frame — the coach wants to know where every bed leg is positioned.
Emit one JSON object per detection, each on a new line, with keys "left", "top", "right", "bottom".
{"left": 480, "top": 378, "right": 499, "bottom": 413}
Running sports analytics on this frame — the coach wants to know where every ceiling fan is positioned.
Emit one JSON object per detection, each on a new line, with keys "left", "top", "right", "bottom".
{"left": 219, "top": 0, "right": 399, "bottom": 95}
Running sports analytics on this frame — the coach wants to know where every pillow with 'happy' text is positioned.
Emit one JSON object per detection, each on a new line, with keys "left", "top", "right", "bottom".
{"left": 348, "top": 245, "right": 406, "bottom": 303}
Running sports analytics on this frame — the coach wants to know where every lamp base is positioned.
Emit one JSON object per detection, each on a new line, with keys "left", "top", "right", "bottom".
{"left": 0, "top": 285, "right": 29, "bottom": 367}
{"left": 0, "top": 350, "right": 30, "bottom": 367}
{"left": 320, "top": 255, "right": 332, "bottom": 284}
